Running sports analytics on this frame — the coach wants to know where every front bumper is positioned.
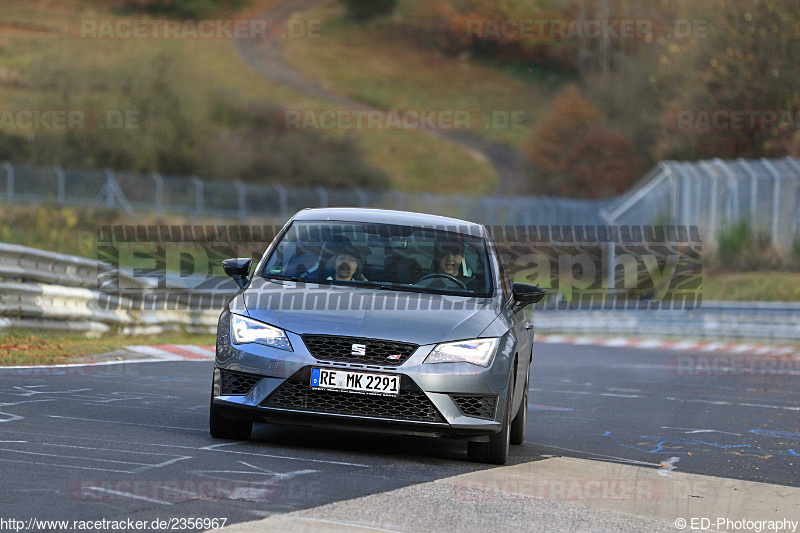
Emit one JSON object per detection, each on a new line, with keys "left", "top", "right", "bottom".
{"left": 212, "top": 314, "right": 515, "bottom": 440}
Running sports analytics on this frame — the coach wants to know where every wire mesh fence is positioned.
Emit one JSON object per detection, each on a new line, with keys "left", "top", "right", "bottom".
{"left": 3, "top": 157, "right": 800, "bottom": 250}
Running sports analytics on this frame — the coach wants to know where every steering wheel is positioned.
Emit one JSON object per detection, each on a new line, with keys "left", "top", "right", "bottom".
{"left": 415, "top": 272, "right": 468, "bottom": 290}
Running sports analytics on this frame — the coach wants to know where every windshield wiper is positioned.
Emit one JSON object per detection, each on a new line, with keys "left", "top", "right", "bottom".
{"left": 262, "top": 273, "right": 302, "bottom": 282}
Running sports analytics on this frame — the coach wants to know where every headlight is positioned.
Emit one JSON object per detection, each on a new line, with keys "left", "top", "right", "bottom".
{"left": 424, "top": 338, "right": 499, "bottom": 367}
{"left": 231, "top": 314, "right": 292, "bottom": 351}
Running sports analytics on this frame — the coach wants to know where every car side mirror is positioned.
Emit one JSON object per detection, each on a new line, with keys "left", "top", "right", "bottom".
{"left": 511, "top": 283, "right": 546, "bottom": 308}
{"left": 222, "top": 258, "right": 252, "bottom": 289}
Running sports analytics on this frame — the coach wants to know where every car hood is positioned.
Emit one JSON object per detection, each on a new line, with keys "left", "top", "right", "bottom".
{"left": 237, "top": 278, "right": 499, "bottom": 345}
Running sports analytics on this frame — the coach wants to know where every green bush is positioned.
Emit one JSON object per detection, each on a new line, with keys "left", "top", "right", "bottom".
{"left": 340, "top": 0, "right": 397, "bottom": 23}
{"left": 713, "top": 220, "right": 798, "bottom": 271}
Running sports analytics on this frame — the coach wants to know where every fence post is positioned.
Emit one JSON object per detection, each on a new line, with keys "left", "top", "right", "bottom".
{"left": 3, "top": 162, "right": 13, "bottom": 204}
{"left": 426, "top": 193, "right": 438, "bottom": 215}
{"left": 273, "top": 183, "right": 288, "bottom": 221}
{"left": 761, "top": 159, "right": 782, "bottom": 249}
{"left": 235, "top": 181, "right": 247, "bottom": 219}
{"left": 316, "top": 186, "right": 329, "bottom": 208}
{"left": 353, "top": 187, "right": 367, "bottom": 208}
{"left": 603, "top": 241, "right": 615, "bottom": 291}
{"left": 151, "top": 173, "right": 164, "bottom": 217}
{"left": 714, "top": 158, "right": 740, "bottom": 227}
{"left": 785, "top": 158, "right": 800, "bottom": 244}
{"left": 54, "top": 166, "right": 65, "bottom": 205}
{"left": 102, "top": 169, "right": 115, "bottom": 209}
{"left": 670, "top": 174, "right": 678, "bottom": 223}
{"left": 190, "top": 176, "right": 204, "bottom": 216}
{"left": 393, "top": 191, "right": 405, "bottom": 211}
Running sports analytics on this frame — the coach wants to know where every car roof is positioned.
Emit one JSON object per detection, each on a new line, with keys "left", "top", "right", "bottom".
{"left": 290, "top": 208, "right": 487, "bottom": 235}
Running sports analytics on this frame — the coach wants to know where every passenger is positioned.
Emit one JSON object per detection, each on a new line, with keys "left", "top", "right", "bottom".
{"left": 326, "top": 245, "right": 367, "bottom": 282}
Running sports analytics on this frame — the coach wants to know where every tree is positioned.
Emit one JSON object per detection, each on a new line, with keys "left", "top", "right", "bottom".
{"left": 525, "top": 84, "right": 639, "bottom": 198}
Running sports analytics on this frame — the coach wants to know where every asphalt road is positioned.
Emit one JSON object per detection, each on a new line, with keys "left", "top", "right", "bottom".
{"left": 0, "top": 343, "right": 797, "bottom": 531}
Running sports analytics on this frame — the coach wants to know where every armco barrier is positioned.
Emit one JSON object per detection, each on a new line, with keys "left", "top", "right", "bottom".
{"left": 535, "top": 302, "right": 800, "bottom": 342}
{"left": 0, "top": 243, "right": 220, "bottom": 335}
{"left": 1, "top": 243, "right": 799, "bottom": 341}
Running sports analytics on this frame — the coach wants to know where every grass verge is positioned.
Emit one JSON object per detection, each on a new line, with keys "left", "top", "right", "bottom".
{"left": 701, "top": 271, "right": 800, "bottom": 302}
{"left": 0, "top": 329, "right": 216, "bottom": 366}
{"left": 283, "top": 2, "right": 558, "bottom": 150}
{"left": 0, "top": 0, "right": 496, "bottom": 193}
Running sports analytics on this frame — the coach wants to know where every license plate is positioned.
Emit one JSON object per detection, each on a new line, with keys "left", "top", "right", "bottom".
{"left": 310, "top": 368, "right": 400, "bottom": 397}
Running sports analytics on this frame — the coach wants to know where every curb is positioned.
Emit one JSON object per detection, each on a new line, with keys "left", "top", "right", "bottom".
{"left": 126, "top": 345, "right": 215, "bottom": 361}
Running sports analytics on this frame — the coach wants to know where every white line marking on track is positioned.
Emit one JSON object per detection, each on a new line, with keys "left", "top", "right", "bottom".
{"left": 48, "top": 415, "right": 206, "bottom": 431}
{"left": 84, "top": 486, "right": 174, "bottom": 505}
{"left": 40, "top": 442, "right": 186, "bottom": 457}
{"left": 0, "top": 457, "right": 132, "bottom": 473}
{"left": 528, "top": 443, "right": 664, "bottom": 468}
{"left": 661, "top": 427, "right": 742, "bottom": 436}
{"left": 149, "top": 443, "right": 370, "bottom": 468}
{"left": 200, "top": 443, "right": 240, "bottom": 450}
{"left": 664, "top": 397, "right": 800, "bottom": 411}
{"left": 0, "top": 359, "right": 166, "bottom": 370}
{"left": 0, "top": 447, "right": 156, "bottom": 466}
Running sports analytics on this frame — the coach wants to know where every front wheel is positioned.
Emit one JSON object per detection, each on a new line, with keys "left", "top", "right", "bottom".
{"left": 510, "top": 369, "right": 529, "bottom": 445}
{"left": 467, "top": 377, "right": 512, "bottom": 464}
{"left": 209, "top": 399, "right": 252, "bottom": 440}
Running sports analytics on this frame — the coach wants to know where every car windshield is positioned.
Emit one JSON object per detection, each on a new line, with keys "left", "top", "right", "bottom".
{"left": 262, "top": 220, "right": 493, "bottom": 297}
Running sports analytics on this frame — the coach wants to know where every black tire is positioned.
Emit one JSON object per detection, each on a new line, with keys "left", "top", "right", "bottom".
{"left": 209, "top": 400, "right": 252, "bottom": 440}
{"left": 467, "top": 376, "right": 512, "bottom": 465}
{"left": 510, "top": 369, "right": 529, "bottom": 445}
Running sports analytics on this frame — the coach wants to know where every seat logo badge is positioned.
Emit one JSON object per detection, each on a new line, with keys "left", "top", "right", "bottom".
{"left": 351, "top": 343, "right": 366, "bottom": 356}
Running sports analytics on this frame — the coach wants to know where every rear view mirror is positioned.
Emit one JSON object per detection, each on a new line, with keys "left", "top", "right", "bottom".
{"left": 511, "top": 283, "right": 546, "bottom": 308}
{"left": 222, "top": 258, "right": 252, "bottom": 289}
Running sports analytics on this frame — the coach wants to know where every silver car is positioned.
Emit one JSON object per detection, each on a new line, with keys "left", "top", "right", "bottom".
{"left": 210, "top": 208, "right": 544, "bottom": 464}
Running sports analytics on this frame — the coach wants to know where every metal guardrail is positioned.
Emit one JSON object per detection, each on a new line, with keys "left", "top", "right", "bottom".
{"left": 1, "top": 243, "right": 799, "bottom": 341}
{"left": 535, "top": 305, "right": 800, "bottom": 341}
{"left": 0, "top": 243, "right": 220, "bottom": 335}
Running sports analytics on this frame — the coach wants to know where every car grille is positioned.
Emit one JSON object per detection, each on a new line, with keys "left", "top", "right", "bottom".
{"left": 220, "top": 370, "right": 262, "bottom": 395}
{"left": 260, "top": 378, "right": 444, "bottom": 423}
{"left": 451, "top": 395, "right": 498, "bottom": 420}
{"left": 301, "top": 335, "right": 418, "bottom": 366}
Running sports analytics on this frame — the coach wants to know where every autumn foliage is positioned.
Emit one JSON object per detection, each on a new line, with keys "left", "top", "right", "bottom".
{"left": 525, "top": 84, "right": 639, "bottom": 198}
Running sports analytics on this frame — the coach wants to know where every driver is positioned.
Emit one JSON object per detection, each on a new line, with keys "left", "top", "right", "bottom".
{"left": 428, "top": 239, "right": 479, "bottom": 291}
{"left": 434, "top": 241, "right": 465, "bottom": 277}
